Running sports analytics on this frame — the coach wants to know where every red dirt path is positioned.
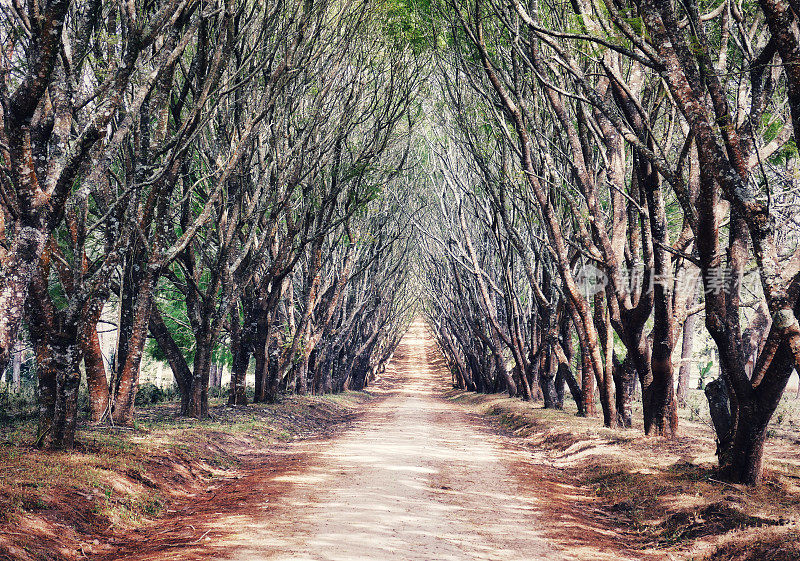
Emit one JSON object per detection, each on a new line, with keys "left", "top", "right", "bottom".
{"left": 108, "top": 321, "right": 650, "bottom": 561}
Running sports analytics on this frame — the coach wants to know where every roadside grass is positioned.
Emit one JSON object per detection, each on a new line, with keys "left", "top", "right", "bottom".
{"left": 449, "top": 390, "right": 800, "bottom": 561}
{"left": 0, "top": 391, "right": 371, "bottom": 561}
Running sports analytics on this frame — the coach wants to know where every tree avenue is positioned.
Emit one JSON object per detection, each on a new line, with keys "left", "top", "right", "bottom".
{"left": 0, "top": 0, "right": 798, "bottom": 498}
{"left": 419, "top": 0, "right": 800, "bottom": 486}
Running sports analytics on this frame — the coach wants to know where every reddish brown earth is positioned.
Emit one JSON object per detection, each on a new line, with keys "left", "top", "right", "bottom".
{"left": 7, "top": 321, "right": 799, "bottom": 560}
{"left": 103, "top": 321, "right": 645, "bottom": 561}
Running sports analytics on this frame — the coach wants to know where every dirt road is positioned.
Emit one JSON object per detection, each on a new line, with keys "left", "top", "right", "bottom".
{"left": 117, "top": 321, "right": 638, "bottom": 561}
{"left": 220, "top": 322, "right": 564, "bottom": 560}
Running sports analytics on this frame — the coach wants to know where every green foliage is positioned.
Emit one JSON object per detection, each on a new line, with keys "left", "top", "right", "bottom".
{"left": 379, "top": 0, "right": 434, "bottom": 52}
{"left": 697, "top": 361, "right": 713, "bottom": 390}
{"left": 135, "top": 383, "right": 179, "bottom": 406}
{"left": 762, "top": 114, "right": 784, "bottom": 144}
{"left": 760, "top": 113, "right": 797, "bottom": 165}
{"left": 146, "top": 282, "right": 232, "bottom": 368}
{"left": 0, "top": 389, "right": 37, "bottom": 426}
{"left": 146, "top": 297, "right": 195, "bottom": 363}
{"left": 768, "top": 139, "right": 798, "bottom": 166}
{"left": 342, "top": 162, "right": 371, "bottom": 183}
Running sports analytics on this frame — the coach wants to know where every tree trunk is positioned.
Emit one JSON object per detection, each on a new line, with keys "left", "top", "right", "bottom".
{"left": 643, "top": 172, "right": 678, "bottom": 438}
{"left": 255, "top": 285, "right": 280, "bottom": 403}
{"left": 10, "top": 340, "right": 22, "bottom": 393}
{"left": 321, "top": 351, "right": 334, "bottom": 394}
{"left": 83, "top": 320, "right": 110, "bottom": 423}
{"left": 595, "top": 292, "right": 617, "bottom": 428}
{"left": 27, "top": 267, "right": 57, "bottom": 448}
{"left": 613, "top": 356, "right": 636, "bottom": 427}
{"left": 677, "top": 309, "right": 698, "bottom": 407}
{"left": 112, "top": 256, "right": 139, "bottom": 399}
{"left": 580, "top": 345, "right": 596, "bottom": 416}
{"left": 705, "top": 377, "right": 732, "bottom": 453}
{"left": 253, "top": 319, "right": 268, "bottom": 403}
{"left": 558, "top": 362, "right": 584, "bottom": 415}
{"left": 48, "top": 330, "right": 83, "bottom": 450}
{"left": 149, "top": 307, "right": 192, "bottom": 413}
{"left": 540, "top": 349, "right": 558, "bottom": 408}
{"left": 707, "top": 341, "right": 795, "bottom": 485}
{"left": 228, "top": 304, "right": 250, "bottom": 406}
{"left": 494, "top": 352, "right": 516, "bottom": 397}
{"left": 647, "top": 353, "right": 678, "bottom": 436}
{"left": 553, "top": 365, "right": 565, "bottom": 409}
{"left": 350, "top": 355, "right": 369, "bottom": 391}
{"left": 266, "top": 326, "right": 282, "bottom": 402}
{"left": 210, "top": 364, "right": 223, "bottom": 388}
{"left": 111, "top": 273, "right": 154, "bottom": 426}
{"left": 188, "top": 332, "right": 213, "bottom": 418}
{"left": 0, "top": 227, "right": 48, "bottom": 375}
{"left": 721, "top": 417, "right": 769, "bottom": 485}
{"left": 296, "top": 359, "right": 309, "bottom": 395}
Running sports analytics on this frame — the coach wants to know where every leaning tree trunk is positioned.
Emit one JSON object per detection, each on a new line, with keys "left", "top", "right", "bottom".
{"left": 111, "top": 273, "right": 154, "bottom": 426}
{"left": 558, "top": 362, "right": 584, "bottom": 415}
{"left": 149, "top": 308, "right": 192, "bottom": 413}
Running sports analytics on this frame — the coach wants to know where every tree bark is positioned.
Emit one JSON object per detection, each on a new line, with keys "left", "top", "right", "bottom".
{"left": 149, "top": 307, "right": 193, "bottom": 413}
{"left": 10, "top": 339, "right": 22, "bottom": 393}
{"left": 594, "top": 292, "right": 618, "bottom": 428}
{"left": 48, "top": 329, "right": 83, "bottom": 450}
{"left": 187, "top": 330, "right": 213, "bottom": 418}
{"left": 83, "top": 319, "right": 110, "bottom": 423}
{"left": 27, "top": 270, "right": 57, "bottom": 448}
{"left": 580, "top": 344, "right": 596, "bottom": 417}
{"left": 111, "top": 271, "right": 154, "bottom": 426}
{"left": 677, "top": 309, "right": 699, "bottom": 406}
{"left": 540, "top": 349, "right": 558, "bottom": 408}
{"left": 642, "top": 161, "right": 678, "bottom": 437}
{"left": 228, "top": 303, "right": 250, "bottom": 406}
{"left": 613, "top": 356, "right": 636, "bottom": 427}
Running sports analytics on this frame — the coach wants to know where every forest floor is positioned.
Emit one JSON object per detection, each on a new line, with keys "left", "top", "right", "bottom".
{"left": 2, "top": 322, "right": 800, "bottom": 560}
{"left": 0, "top": 393, "right": 371, "bottom": 560}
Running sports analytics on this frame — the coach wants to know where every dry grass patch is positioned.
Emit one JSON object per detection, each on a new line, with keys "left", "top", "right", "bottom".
{"left": 701, "top": 525, "right": 800, "bottom": 560}
{"left": 0, "top": 391, "right": 372, "bottom": 561}
{"left": 450, "top": 390, "right": 800, "bottom": 560}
